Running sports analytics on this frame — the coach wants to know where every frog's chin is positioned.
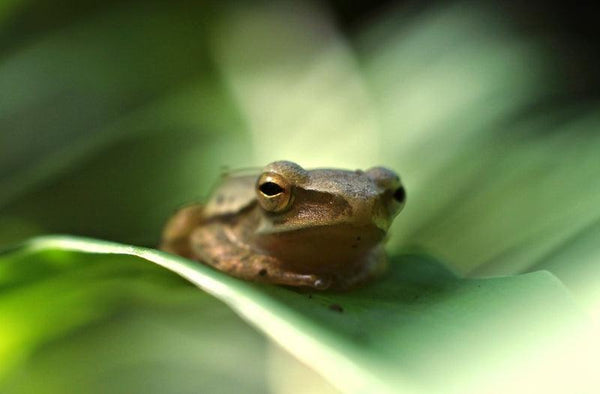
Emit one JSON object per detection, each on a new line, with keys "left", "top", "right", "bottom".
{"left": 254, "top": 224, "right": 387, "bottom": 273}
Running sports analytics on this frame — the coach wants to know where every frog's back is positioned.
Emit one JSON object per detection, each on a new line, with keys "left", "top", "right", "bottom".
{"left": 160, "top": 172, "right": 257, "bottom": 257}
{"left": 203, "top": 173, "right": 258, "bottom": 218}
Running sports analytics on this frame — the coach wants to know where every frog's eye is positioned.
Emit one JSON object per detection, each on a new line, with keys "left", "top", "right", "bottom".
{"left": 256, "top": 172, "right": 293, "bottom": 212}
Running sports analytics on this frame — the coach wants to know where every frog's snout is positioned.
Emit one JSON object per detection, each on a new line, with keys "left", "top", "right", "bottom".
{"left": 365, "top": 166, "right": 406, "bottom": 229}
{"left": 347, "top": 171, "right": 406, "bottom": 232}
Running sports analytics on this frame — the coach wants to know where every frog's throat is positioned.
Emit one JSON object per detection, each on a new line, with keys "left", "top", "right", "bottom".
{"left": 251, "top": 224, "right": 387, "bottom": 275}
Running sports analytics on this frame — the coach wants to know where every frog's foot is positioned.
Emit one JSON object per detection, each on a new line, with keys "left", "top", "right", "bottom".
{"left": 253, "top": 263, "right": 332, "bottom": 290}
{"left": 190, "top": 224, "right": 332, "bottom": 290}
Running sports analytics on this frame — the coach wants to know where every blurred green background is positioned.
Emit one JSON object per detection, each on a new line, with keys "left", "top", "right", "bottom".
{"left": 1, "top": 0, "right": 600, "bottom": 392}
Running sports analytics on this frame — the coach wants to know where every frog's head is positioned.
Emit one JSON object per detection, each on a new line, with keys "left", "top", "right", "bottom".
{"left": 255, "top": 160, "right": 405, "bottom": 232}
{"left": 253, "top": 161, "right": 405, "bottom": 270}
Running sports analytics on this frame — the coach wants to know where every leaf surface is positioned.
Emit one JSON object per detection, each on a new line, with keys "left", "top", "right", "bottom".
{"left": 1, "top": 235, "right": 592, "bottom": 393}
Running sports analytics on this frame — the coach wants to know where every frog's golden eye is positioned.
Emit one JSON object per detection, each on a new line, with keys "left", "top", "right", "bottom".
{"left": 256, "top": 172, "right": 293, "bottom": 212}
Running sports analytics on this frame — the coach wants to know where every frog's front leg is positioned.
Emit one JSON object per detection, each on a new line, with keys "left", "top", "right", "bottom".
{"left": 190, "top": 223, "right": 331, "bottom": 289}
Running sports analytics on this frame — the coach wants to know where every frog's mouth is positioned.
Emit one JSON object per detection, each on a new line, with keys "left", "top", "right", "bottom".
{"left": 254, "top": 223, "right": 386, "bottom": 273}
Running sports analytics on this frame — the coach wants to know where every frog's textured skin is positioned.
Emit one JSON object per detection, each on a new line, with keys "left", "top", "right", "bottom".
{"left": 160, "top": 161, "right": 405, "bottom": 290}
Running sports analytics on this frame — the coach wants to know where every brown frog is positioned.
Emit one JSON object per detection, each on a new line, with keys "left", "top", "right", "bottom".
{"left": 160, "top": 161, "right": 405, "bottom": 290}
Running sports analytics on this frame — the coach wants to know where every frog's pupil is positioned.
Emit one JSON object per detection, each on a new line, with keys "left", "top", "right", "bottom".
{"left": 260, "top": 182, "right": 284, "bottom": 196}
{"left": 393, "top": 186, "right": 406, "bottom": 203}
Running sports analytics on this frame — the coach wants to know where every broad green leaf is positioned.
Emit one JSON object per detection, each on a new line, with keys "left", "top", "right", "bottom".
{"left": 529, "top": 217, "right": 600, "bottom": 324}
{"left": 1, "top": 235, "right": 595, "bottom": 393}
{"left": 0, "top": 244, "right": 272, "bottom": 394}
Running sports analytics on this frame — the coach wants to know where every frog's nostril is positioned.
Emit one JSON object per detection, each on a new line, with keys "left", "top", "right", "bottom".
{"left": 259, "top": 182, "right": 284, "bottom": 196}
{"left": 393, "top": 186, "right": 406, "bottom": 204}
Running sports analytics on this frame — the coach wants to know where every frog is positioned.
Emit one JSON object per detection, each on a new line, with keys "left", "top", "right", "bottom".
{"left": 160, "top": 160, "right": 406, "bottom": 290}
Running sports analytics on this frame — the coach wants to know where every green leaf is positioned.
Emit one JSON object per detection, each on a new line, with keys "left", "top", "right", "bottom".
{"left": 1, "top": 235, "right": 593, "bottom": 393}
{"left": 210, "top": 2, "right": 381, "bottom": 169}
{"left": 0, "top": 2, "right": 250, "bottom": 245}
{"left": 354, "top": 4, "right": 600, "bottom": 282}
{"left": 0, "top": 242, "right": 272, "bottom": 394}
{"left": 2, "top": 2, "right": 600, "bottom": 391}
